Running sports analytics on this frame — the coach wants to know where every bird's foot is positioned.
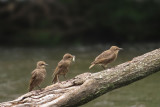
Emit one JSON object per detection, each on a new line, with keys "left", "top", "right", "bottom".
{"left": 101, "top": 65, "right": 106, "bottom": 70}
{"left": 57, "top": 81, "right": 62, "bottom": 84}
{"left": 39, "top": 88, "right": 44, "bottom": 91}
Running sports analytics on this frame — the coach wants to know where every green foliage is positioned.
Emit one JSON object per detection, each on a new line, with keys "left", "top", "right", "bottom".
{"left": 0, "top": 0, "right": 160, "bottom": 46}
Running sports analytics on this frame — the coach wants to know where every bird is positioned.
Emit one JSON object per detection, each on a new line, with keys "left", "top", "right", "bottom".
{"left": 29, "top": 61, "right": 48, "bottom": 92}
{"left": 52, "top": 53, "right": 75, "bottom": 83}
{"left": 89, "top": 46, "right": 122, "bottom": 69}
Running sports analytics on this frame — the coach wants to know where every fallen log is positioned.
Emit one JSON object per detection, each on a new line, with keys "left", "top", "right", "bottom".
{"left": 1, "top": 48, "right": 160, "bottom": 107}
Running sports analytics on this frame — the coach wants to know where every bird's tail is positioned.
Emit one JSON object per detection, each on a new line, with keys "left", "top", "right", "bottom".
{"left": 52, "top": 74, "right": 58, "bottom": 83}
{"left": 28, "top": 79, "right": 34, "bottom": 92}
{"left": 29, "top": 85, "right": 33, "bottom": 92}
{"left": 89, "top": 64, "right": 95, "bottom": 69}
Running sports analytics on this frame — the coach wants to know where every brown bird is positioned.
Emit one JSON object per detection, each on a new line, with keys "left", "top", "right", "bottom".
{"left": 52, "top": 53, "right": 75, "bottom": 83}
{"left": 29, "top": 61, "right": 48, "bottom": 92}
{"left": 89, "top": 46, "right": 122, "bottom": 69}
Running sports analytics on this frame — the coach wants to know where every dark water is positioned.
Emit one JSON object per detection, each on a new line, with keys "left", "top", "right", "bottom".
{"left": 0, "top": 43, "right": 160, "bottom": 107}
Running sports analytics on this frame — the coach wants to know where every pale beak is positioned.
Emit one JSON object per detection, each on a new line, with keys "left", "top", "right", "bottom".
{"left": 72, "top": 55, "right": 75, "bottom": 62}
{"left": 45, "top": 64, "right": 48, "bottom": 66}
{"left": 118, "top": 48, "right": 123, "bottom": 50}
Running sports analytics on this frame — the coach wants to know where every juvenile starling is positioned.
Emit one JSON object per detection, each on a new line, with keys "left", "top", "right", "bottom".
{"left": 89, "top": 46, "right": 122, "bottom": 69}
{"left": 29, "top": 61, "right": 48, "bottom": 92}
{"left": 52, "top": 53, "right": 75, "bottom": 83}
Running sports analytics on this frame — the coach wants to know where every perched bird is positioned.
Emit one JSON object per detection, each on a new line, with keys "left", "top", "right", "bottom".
{"left": 29, "top": 61, "right": 48, "bottom": 92}
{"left": 52, "top": 53, "right": 75, "bottom": 83}
{"left": 89, "top": 46, "right": 122, "bottom": 69}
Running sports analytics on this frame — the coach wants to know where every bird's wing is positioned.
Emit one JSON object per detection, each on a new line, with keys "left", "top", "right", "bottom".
{"left": 31, "top": 69, "right": 38, "bottom": 79}
{"left": 93, "top": 50, "right": 115, "bottom": 64}
{"left": 58, "top": 60, "right": 65, "bottom": 68}
{"left": 53, "top": 60, "right": 65, "bottom": 76}
{"left": 29, "top": 69, "right": 38, "bottom": 86}
{"left": 93, "top": 57, "right": 111, "bottom": 64}
{"left": 95, "top": 50, "right": 112, "bottom": 60}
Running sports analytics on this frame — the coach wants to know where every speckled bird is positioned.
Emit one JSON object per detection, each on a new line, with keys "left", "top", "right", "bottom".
{"left": 89, "top": 46, "right": 122, "bottom": 69}
{"left": 52, "top": 53, "right": 75, "bottom": 83}
{"left": 29, "top": 61, "right": 48, "bottom": 92}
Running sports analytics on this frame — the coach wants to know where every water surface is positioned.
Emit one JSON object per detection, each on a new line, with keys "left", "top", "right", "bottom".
{"left": 0, "top": 44, "right": 160, "bottom": 107}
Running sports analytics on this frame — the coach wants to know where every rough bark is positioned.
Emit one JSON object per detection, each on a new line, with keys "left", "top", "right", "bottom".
{"left": 1, "top": 49, "right": 160, "bottom": 107}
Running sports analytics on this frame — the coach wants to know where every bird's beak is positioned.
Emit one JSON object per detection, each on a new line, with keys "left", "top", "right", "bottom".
{"left": 72, "top": 55, "right": 75, "bottom": 62}
{"left": 118, "top": 48, "right": 123, "bottom": 50}
{"left": 45, "top": 64, "right": 48, "bottom": 66}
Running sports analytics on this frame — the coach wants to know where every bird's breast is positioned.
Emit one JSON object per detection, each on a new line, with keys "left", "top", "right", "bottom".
{"left": 38, "top": 70, "right": 46, "bottom": 79}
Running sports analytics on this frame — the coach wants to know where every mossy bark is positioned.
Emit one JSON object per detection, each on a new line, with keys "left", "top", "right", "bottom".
{"left": 1, "top": 49, "right": 160, "bottom": 107}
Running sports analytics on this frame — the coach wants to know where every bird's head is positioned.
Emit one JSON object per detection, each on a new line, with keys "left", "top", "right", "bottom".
{"left": 110, "top": 46, "right": 123, "bottom": 52}
{"left": 63, "top": 53, "right": 75, "bottom": 62}
{"left": 37, "top": 61, "right": 48, "bottom": 69}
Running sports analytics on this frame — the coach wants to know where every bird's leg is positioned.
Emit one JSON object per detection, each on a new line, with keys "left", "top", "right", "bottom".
{"left": 63, "top": 74, "right": 69, "bottom": 82}
{"left": 101, "top": 65, "right": 106, "bottom": 70}
{"left": 63, "top": 74, "right": 67, "bottom": 79}
{"left": 37, "top": 85, "right": 44, "bottom": 91}
{"left": 37, "top": 85, "right": 42, "bottom": 91}
{"left": 57, "top": 75, "right": 60, "bottom": 83}
{"left": 38, "top": 85, "right": 41, "bottom": 89}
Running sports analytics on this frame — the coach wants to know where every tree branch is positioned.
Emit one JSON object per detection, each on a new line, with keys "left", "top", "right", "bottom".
{"left": 1, "top": 49, "right": 160, "bottom": 107}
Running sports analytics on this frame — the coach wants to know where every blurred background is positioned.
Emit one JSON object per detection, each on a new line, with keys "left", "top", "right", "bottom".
{"left": 0, "top": 0, "right": 160, "bottom": 107}
{"left": 0, "top": 0, "right": 160, "bottom": 46}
